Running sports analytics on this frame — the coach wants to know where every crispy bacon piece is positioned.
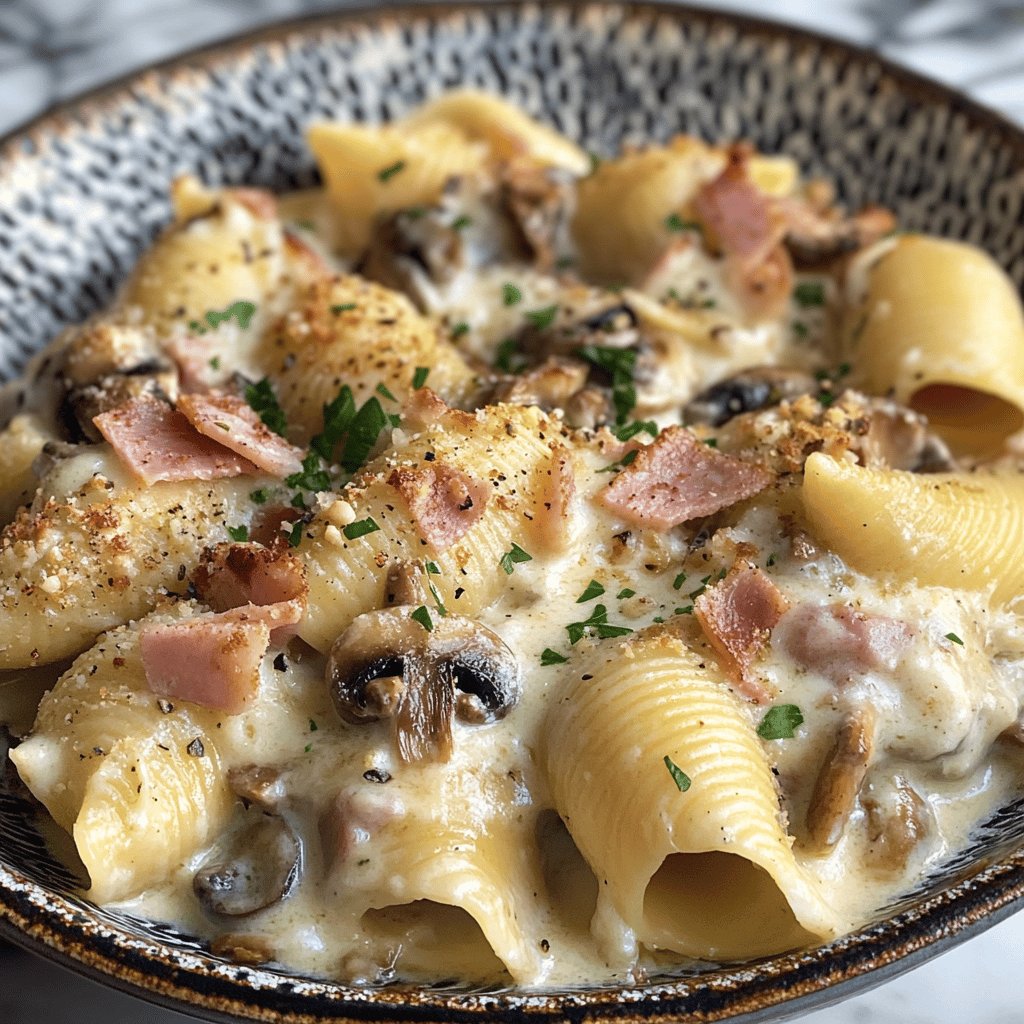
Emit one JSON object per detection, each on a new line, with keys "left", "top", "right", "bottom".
{"left": 695, "top": 564, "right": 788, "bottom": 701}
{"left": 695, "top": 147, "right": 793, "bottom": 317}
{"left": 779, "top": 603, "right": 913, "bottom": 685}
{"left": 140, "top": 612, "right": 270, "bottom": 714}
{"left": 177, "top": 392, "right": 304, "bottom": 479}
{"left": 387, "top": 463, "right": 489, "bottom": 552}
{"left": 194, "top": 542, "right": 308, "bottom": 642}
{"left": 93, "top": 395, "right": 256, "bottom": 485}
{"left": 598, "top": 426, "right": 773, "bottom": 529}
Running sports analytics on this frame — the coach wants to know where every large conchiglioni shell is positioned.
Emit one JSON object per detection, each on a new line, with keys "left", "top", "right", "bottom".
{"left": 802, "top": 452, "right": 1024, "bottom": 604}
{"left": 256, "top": 275, "right": 477, "bottom": 442}
{"left": 0, "top": 413, "right": 51, "bottom": 525}
{"left": 10, "top": 622, "right": 232, "bottom": 902}
{"left": 543, "top": 632, "right": 839, "bottom": 960}
{"left": 307, "top": 121, "right": 485, "bottom": 258}
{"left": 846, "top": 234, "right": 1024, "bottom": 454}
{"left": 572, "top": 138, "right": 723, "bottom": 284}
{"left": 401, "top": 89, "right": 590, "bottom": 175}
{"left": 0, "top": 450, "right": 276, "bottom": 669}
{"left": 298, "top": 402, "right": 569, "bottom": 653}
{"left": 120, "top": 176, "right": 286, "bottom": 335}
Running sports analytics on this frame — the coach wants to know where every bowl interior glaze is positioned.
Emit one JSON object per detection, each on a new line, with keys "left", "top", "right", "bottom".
{"left": 2, "top": 4, "right": 1024, "bottom": 1022}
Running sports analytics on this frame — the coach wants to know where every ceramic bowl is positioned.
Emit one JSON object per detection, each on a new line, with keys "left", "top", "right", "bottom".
{"left": 2, "top": 4, "right": 1024, "bottom": 1021}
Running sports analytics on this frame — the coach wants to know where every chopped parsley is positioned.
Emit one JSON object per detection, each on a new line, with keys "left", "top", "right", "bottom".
{"left": 576, "top": 579, "right": 606, "bottom": 603}
{"left": 766, "top": 552, "right": 777, "bottom": 567}
{"left": 945, "top": 632, "right": 965, "bottom": 646}
{"left": 376, "top": 382, "right": 398, "bottom": 403}
{"left": 792, "top": 320, "right": 809, "bottom": 339}
{"left": 541, "top": 648, "right": 569, "bottom": 666}
{"left": 451, "top": 321, "right": 470, "bottom": 338}
{"left": 428, "top": 581, "right": 448, "bottom": 617}
{"left": 576, "top": 344, "right": 637, "bottom": 423}
{"left": 703, "top": 437, "right": 718, "bottom": 447}
{"left": 663, "top": 755, "right": 691, "bottom": 792}
{"left": 793, "top": 281, "right": 826, "bottom": 308}
{"left": 226, "top": 525, "right": 249, "bottom": 542}
{"left": 425, "top": 561, "right": 441, "bottom": 574}
{"left": 664, "top": 212, "right": 702, "bottom": 234}
{"left": 411, "top": 605, "right": 433, "bottom": 632}
{"left": 499, "top": 543, "right": 533, "bottom": 575}
{"left": 757, "top": 704, "right": 805, "bottom": 741}
{"left": 525, "top": 304, "right": 559, "bottom": 330}
{"left": 377, "top": 160, "right": 406, "bottom": 182}
{"left": 412, "top": 366, "right": 430, "bottom": 389}
{"left": 189, "top": 300, "right": 257, "bottom": 334}
{"left": 244, "top": 377, "right": 287, "bottom": 437}
{"left": 502, "top": 282, "right": 523, "bottom": 306}
{"left": 311, "top": 385, "right": 356, "bottom": 460}
{"left": 208, "top": 355, "right": 221, "bottom": 371}
{"left": 340, "top": 396, "right": 390, "bottom": 472}
{"left": 309, "top": 719, "right": 318, "bottom": 732}
{"left": 672, "top": 571, "right": 687, "bottom": 591}
{"left": 494, "top": 337, "right": 527, "bottom": 374}
{"left": 287, "top": 521, "right": 305, "bottom": 548}
{"left": 566, "top": 604, "right": 633, "bottom": 645}
{"left": 617, "top": 588, "right": 636, "bottom": 599}
{"left": 250, "top": 488, "right": 269, "bottom": 505}
{"left": 674, "top": 605, "right": 693, "bottom": 616}
{"left": 613, "top": 420, "right": 658, "bottom": 442}
{"left": 285, "top": 451, "right": 331, "bottom": 493}
{"left": 451, "top": 214, "right": 472, "bottom": 231}
{"left": 331, "top": 302, "right": 357, "bottom": 314}
{"left": 343, "top": 517, "right": 380, "bottom": 541}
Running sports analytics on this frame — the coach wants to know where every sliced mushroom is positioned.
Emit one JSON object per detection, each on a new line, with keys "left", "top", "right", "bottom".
{"left": 860, "top": 400, "right": 955, "bottom": 473}
{"left": 194, "top": 815, "right": 301, "bottom": 917}
{"left": 327, "top": 608, "right": 522, "bottom": 764}
{"left": 490, "top": 356, "right": 589, "bottom": 411}
{"left": 862, "top": 772, "right": 933, "bottom": 872}
{"left": 804, "top": 706, "right": 875, "bottom": 849}
{"left": 684, "top": 366, "right": 817, "bottom": 427}
{"left": 781, "top": 194, "right": 896, "bottom": 269}
{"left": 499, "top": 161, "right": 575, "bottom": 270}
{"left": 358, "top": 206, "right": 464, "bottom": 308}
{"left": 228, "top": 764, "right": 287, "bottom": 813}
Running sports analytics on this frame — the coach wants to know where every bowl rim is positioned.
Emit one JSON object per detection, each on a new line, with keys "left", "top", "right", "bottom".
{"left": 1, "top": 2, "right": 1024, "bottom": 1022}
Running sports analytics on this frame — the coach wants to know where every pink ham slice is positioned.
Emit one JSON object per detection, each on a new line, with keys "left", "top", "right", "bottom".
{"left": 94, "top": 395, "right": 256, "bottom": 485}
{"left": 140, "top": 612, "right": 270, "bottom": 715}
{"left": 599, "top": 427, "right": 773, "bottom": 529}
{"left": 177, "top": 392, "right": 304, "bottom": 479}
{"left": 778, "top": 604, "right": 913, "bottom": 685}
{"left": 387, "top": 463, "right": 490, "bottom": 552}
{"left": 695, "top": 564, "right": 788, "bottom": 702}
{"left": 694, "top": 148, "right": 793, "bottom": 317}
{"left": 194, "top": 543, "right": 308, "bottom": 642}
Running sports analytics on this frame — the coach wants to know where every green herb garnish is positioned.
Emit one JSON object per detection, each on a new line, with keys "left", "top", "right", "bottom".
{"left": 576, "top": 580, "right": 606, "bottom": 603}
{"left": 244, "top": 377, "right": 287, "bottom": 437}
{"left": 663, "top": 755, "right": 691, "bottom": 792}
{"left": 541, "top": 648, "right": 569, "bottom": 666}
{"left": 793, "top": 281, "right": 826, "bottom": 308}
{"left": 566, "top": 604, "right": 633, "bottom": 645}
{"left": 757, "top": 704, "right": 805, "bottom": 741}
{"left": 226, "top": 525, "right": 249, "bottom": 542}
{"left": 502, "top": 282, "right": 523, "bottom": 306}
{"left": 412, "top": 366, "right": 430, "bottom": 389}
{"left": 411, "top": 606, "right": 433, "bottom": 632}
{"left": 286, "top": 451, "right": 331, "bottom": 493}
{"left": 499, "top": 543, "right": 533, "bottom": 575}
{"left": 525, "top": 305, "right": 559, "bottom": 330}
{"left": 945, "top": 632, "right": 964, "bottom": 646}
{"left": 377, "top": 160, "right": 406, "bottom": 182}
{"left": 343, "top": 517, "right": 380, "bottom": 541}
{"left": 576, "top": 344, "right": 637, "bottom": 423}
{"left": 331, "top": 302, "right": 357, "bottom": 315}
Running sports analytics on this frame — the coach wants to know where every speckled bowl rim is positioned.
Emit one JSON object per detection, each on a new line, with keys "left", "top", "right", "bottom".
{"left": 1, "top": 3, "right": 1024, "bottom": 1022}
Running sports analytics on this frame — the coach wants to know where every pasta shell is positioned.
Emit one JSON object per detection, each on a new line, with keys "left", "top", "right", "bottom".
{"left": 10, "top": 620, "right": 231, "bottom": 902}
{"left": 846, "top": 234, "right": 1024, "bottom": 454}
{"left": 802, "top": 451, "right": 1024, "bottom": 605}
{"left": 543, "top": 631, "right": 839, "bottom": 960}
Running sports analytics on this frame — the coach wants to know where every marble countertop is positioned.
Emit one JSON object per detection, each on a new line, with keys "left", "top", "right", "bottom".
{"left": 1, "top": 1, "right": 1023, "bottom": 1022}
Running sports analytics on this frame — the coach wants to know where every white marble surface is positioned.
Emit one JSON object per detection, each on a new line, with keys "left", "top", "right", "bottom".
{"left": 1, "top": 1, "right": 1024, "bottom": 1022}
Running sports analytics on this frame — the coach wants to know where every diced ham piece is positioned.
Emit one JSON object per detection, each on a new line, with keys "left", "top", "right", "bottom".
{"left": 695, "top": 147, "right": 793, "bottom": 317}
{"left": 599, "top": 426, "right": 773, "bottom": 529}
{"left": 140, "top": 612, "right": 270, "bottom": 714}
{"left": 778, "top": 603, "right": 913, "bottom": 685}
{"left": 194, "top": 543, "right": 308, "bottom": 643}
{"left": 387, "top": 463, "right": 489, "bottom": 552}
{"left": 93, "top": 395, "right": 256, "bottom": 485}
{"left": 177, "top": 392, "right": 304, "bottom": 479}
{"left": 695, "top": 564, "right": 789, "bottom": 702}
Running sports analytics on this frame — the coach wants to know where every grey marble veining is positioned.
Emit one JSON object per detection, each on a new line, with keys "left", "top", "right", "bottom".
{"left": 1, "top": 1, "right": 1024, "bottom": 1022}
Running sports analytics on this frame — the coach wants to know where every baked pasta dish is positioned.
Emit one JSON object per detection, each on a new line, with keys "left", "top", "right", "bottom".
{"left": 2, "top": 91, "right": 1024, "bottom": 987}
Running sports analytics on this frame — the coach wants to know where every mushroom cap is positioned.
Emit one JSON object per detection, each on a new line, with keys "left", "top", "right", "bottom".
{"left": 327, "top": 607, "right": 522, "bottom": 762}
{"left": 194, "top": 814, "right": 301, "bottom": 917}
